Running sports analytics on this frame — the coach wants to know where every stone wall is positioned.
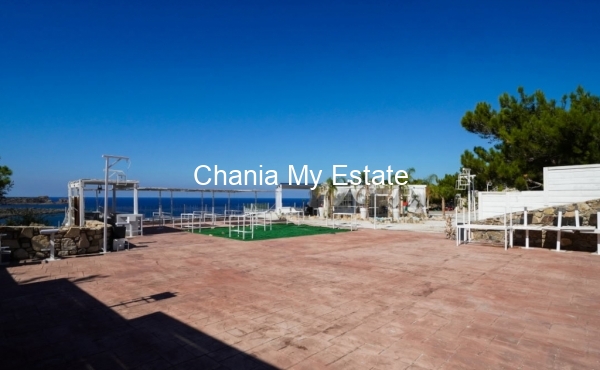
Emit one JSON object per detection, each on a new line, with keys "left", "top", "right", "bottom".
{"left": 470, "top": 199, "right": 600, "bottom": 252}
{"left": 0, "top": 221, "right": 114, "bottom": 261}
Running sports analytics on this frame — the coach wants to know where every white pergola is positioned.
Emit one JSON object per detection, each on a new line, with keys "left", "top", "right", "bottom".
{"left": 66, "top": 178, "right": 140, "bottom": 227}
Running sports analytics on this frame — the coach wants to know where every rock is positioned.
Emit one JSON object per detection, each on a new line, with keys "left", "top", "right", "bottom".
{"left": 58, "top": 251, "right": 69, "bottom": 257}
{"left": 35, "top": 252, "right": 46, "bottom": 259}
{"left": 31, "top": 235, "right": 50, "bottom": 252}
{"left": 560, "top": 238, "right": 572, "bottom": 246}
{"left": 579, "top": 203, "right": 591, "bottom": 211}
{"left": 13, "top": 248, "right": 29, "bottom": 260}
{"left": 86, "top": 245, "right": 100, "bottom": 253}
{"left": 78, "top": 235, "right": 89, "bottom": 248}
{"left": 63, "top": 227, "right": 80, "bottom": 238}
{"left": 61, "top": 238, "right": 77, "bottom": 251}
{"left": 564, "top": 211, "right": 575, "bottom": 218}
{"left": 543, "top": 208, "right": 555, "bottom": 215}
{"left": 85, "top": 220, "right": 104, "bottom": 229}
{"left": 2, "top": 239, "right": 20, "bottom": 250}
{"left": 20, "top": 227, "right": 34, "bottom": 239}
{"left": 565, "top": 205, "right": 575, "bottom": 212}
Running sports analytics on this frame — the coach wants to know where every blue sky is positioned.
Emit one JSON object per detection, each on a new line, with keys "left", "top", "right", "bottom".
{"left": 1, "top": 0, "right": 599, "bottom": 196}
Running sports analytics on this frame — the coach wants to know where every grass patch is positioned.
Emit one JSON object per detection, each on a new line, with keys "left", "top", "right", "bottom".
{"left": 190, "top": 223, "right": 350, "bottom": 241}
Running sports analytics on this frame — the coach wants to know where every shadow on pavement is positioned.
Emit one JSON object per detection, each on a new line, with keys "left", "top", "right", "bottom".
{"left": 0, "top": 267, "right": 277, "bottom": 369}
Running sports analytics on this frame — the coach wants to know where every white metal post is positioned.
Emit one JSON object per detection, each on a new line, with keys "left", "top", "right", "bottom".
{"left": 103, "top": 157, "right": 109, "bottom": 254}
{"left": 79, "top": 183, "right": 85, "bottom": 227}
{"left": 524, "top": 207, "right": 529, "bottom": 248}
{"left": 133, "top": 186, "right": 138, "bottom": 215}
{"left": 102, "top": 155, "right": 130, "bottom": 255}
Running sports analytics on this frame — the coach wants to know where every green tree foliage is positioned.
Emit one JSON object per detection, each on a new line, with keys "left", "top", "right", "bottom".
{"left": 0, "top": 157, "right": 13, "bottom": 203}
{"left": 422, "top": 173, "right": 458, "bottom": 216}
{"left": 317, "top": 177, "right": 337, "bottom": 217}
{"left": 461, "top": 86, "right": 600, "bottom": 190}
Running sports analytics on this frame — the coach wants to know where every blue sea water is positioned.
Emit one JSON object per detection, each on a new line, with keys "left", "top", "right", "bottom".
{"left": 1, "top": 197, "right": 309, "bottom": 226}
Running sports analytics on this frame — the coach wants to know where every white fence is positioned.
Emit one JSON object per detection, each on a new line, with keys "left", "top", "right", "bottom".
{"left": 478, "top": 164, "right": 600, "bottom": 219}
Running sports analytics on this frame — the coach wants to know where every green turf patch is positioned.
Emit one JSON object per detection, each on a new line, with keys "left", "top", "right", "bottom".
{"left": 190, "top": 223, "right": 350, "bottom": 241}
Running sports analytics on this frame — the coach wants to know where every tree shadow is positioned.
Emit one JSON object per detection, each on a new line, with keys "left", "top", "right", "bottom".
{"left": 0, "top": 267, "right": 277, "bottom": 370}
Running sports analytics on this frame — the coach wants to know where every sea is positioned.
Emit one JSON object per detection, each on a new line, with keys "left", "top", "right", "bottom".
{"left": 1, "top": 196, "right": 310, "bottom": 227}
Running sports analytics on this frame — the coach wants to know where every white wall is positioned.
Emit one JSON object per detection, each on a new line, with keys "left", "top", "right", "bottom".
{"left": 478, "top": 191, "right": 546, "bottom": 219}
{"left": 544, "top": 164, "right": 600, "bottom": 204}
{"left": 478, "top": 164, "right": 600, "bottom": 219}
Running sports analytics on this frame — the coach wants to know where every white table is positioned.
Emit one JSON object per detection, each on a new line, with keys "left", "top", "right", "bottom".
{"left": 332, "top": 212, "right": 357, "bottom": 231}
{"left": 40, "top": 228, "right": 60, "bottom": 262}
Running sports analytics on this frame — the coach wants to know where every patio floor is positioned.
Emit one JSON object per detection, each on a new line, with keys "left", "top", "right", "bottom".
{"left": 1, "top": 227, "right": 600, "bottom": 369}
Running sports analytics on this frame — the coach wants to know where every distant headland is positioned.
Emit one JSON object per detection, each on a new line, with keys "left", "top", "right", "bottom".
{"left": 2, "top": 196, "right": 68, "bottom": 205}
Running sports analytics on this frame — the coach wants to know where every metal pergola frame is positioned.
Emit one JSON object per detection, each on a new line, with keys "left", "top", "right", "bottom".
{"left": 67, "top": 178, "right": 140, "bottom": 228}
{"left": 136, "top": 187, "right": 273, "bottom": 217}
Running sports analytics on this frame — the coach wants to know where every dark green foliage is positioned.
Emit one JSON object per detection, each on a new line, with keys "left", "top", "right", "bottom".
{"left": 0, "top": 157, "right": 13, "bottom": 203}
{"left": 461, "top": 86, "right": 600, "bottom": 190}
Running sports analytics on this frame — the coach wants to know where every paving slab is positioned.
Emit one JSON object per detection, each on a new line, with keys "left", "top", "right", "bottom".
{"left": 1, "top": 226, "right": 600, "bottom": 369}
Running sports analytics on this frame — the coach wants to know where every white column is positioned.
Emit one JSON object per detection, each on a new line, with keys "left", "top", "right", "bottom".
{"left": 103, "top": 158, "right": 109, "bottom": 254}
{"left": 79, "top": 183, "right": 86, "bottom": 227}
{"left": 133, "top": 186, "right": 139, "bottom": 214}
{"left": 275, "top": 186, "right": 283, "bottom": 210}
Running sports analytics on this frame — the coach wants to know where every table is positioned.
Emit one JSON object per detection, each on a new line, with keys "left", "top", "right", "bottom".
{"left": 40, "top": 228, "right": 60, "bottom": 262}
{"left": 332, "top": 212, "right": 357, "bottom": 231}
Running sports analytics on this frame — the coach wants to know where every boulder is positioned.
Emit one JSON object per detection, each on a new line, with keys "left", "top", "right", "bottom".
{"left": 20, "top": 227, "right": 34, "bottom": 239}
{"left": 13, "top": 248, "right": 29, "bottom": 260}
{"left": 2, "top": 239, "right": 20, "bottom": 250}
{"left": 63, "top": 227, "right": 80, "bottom": 238}
{"left": 85, "top": 220, "right": 104, "bottom": 229}
{"left": 31, "top": 235, "right": 51, "bottom": 252}
{"left": 78, "top": 235, "right": 89, "bottom": 248}
{"left": 61, "top": 238, "right": 77, "bottom": 251}
{"left": 86, "top": 245, "right": 100, "bottom": 253}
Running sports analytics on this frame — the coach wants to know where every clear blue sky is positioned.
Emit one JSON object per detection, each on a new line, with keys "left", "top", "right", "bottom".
{"left": 1, "top": 0, "right": 599, "bottom": 196}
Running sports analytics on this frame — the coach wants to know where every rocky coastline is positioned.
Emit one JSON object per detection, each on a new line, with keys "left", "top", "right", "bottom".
{"left": 0, "top": 208, "right": 63, "bottom": 220}
{"left": 3, "top": 196, "right": 67, "bottom": 205}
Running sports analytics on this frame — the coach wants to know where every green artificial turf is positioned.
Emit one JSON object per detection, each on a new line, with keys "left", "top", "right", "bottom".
{"left": 190, "top": 223, "right": 350, "bottom": 241}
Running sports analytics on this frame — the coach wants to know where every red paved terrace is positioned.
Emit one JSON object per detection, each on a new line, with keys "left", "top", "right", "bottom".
{"left": 2, "top": 227, "right": 600, "bottom": 369}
